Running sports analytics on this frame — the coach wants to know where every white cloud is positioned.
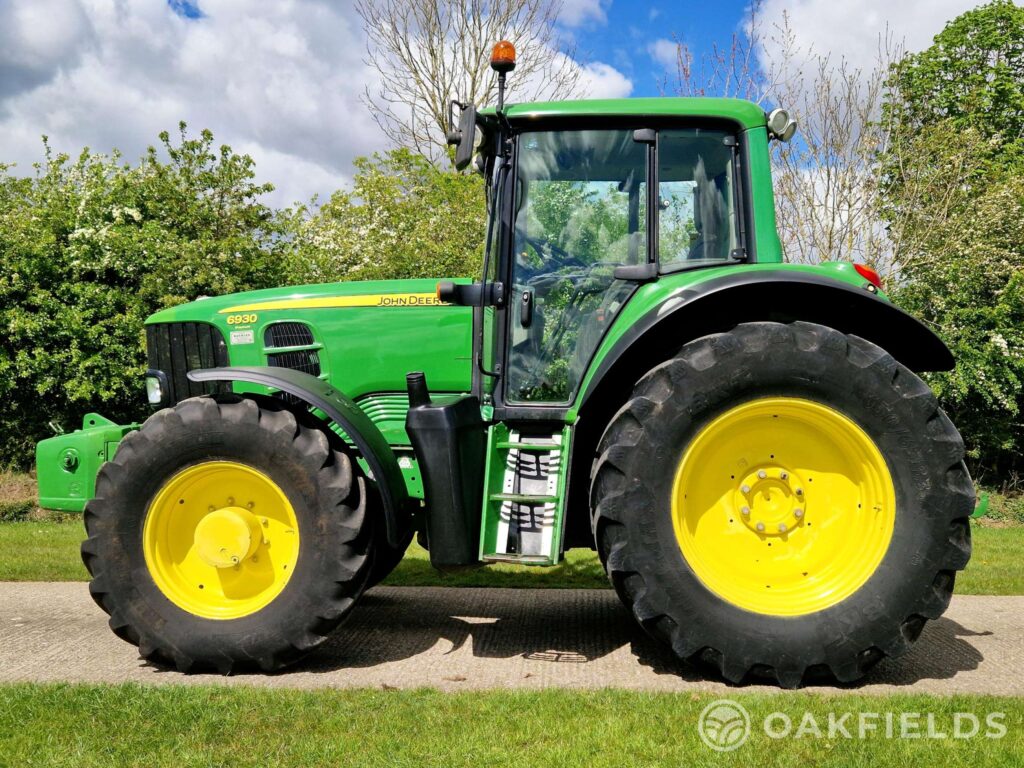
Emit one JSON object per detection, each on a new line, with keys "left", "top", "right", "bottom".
{"left": 558, "top": 0, "right": 608, "bottom": 28}
{"left": 0, "top": 0, "right": 96, "bottom": 98}
{"left": 647, "top": 38, "right": 678, "bottom": 71}
{"left": 0, "top": 0, "right": 381, "bottom": 206}
{"left": 577, "top": 62, "right": 633, "bottom": 98}
{"left": 757, "top": 0, "right": 984, "bottom": 72}
{"left": 0, "top": 0, "right": 630, "bottom": 205}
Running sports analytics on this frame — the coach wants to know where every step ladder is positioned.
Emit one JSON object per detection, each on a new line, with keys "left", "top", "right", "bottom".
{"left": 479, "top": 423, "right": 572, "bottom": 566}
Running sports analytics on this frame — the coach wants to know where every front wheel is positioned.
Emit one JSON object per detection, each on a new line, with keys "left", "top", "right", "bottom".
{"left": 591, "top": 322, "right": 974, "bottom": 687}
{"left": 83, "top": 395, "right": 374, "bottom": 673}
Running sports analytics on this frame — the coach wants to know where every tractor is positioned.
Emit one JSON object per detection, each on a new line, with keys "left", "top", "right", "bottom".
{"left": 36, "top": 42, "right": 973, "bottom": 687}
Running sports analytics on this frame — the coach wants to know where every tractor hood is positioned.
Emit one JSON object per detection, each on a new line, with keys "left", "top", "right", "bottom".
{"left": 143, "top": 278, "right": 475, "bottom": 410}
{"left": 145, "top": 278, "right": 466, "bottom": 324}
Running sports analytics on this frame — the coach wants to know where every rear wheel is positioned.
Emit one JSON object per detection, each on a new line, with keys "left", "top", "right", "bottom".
{"left": 83, "top": 395, "right": 374, "bottom": 673}
{"left": 591, "top": 322, "right": 974, "bottom": 687}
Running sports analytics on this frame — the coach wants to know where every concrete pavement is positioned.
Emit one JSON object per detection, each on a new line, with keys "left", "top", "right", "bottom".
{"left": 1, "top": 582, "right": 1021, "bottom": 694}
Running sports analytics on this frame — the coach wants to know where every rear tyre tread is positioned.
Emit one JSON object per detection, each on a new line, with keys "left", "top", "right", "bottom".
{"left": 591, "top": 321, "right": 973, "bottom": 688}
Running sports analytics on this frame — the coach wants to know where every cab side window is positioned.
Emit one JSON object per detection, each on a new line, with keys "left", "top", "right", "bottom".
{"left": 658, "top": 130, "right": 737, "bottom": 267}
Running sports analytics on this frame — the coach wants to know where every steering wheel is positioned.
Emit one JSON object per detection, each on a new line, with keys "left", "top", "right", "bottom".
{"left": 520, "top": 235, "right": 587, "bottom": 273}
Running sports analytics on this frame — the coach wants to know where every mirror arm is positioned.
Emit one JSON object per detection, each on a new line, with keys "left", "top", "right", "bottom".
{"left": 437, "top": 281, "right": 506, "bottom": 308}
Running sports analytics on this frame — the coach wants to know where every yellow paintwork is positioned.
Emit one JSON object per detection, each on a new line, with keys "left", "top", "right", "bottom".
{"left": 192, "top": 506, "right": 264, "bottom": 568}
{"left": 143, "top": 462, "right": 301, "bottom": 620}
{"left": 219, "top": 293, "right": 447, "bottom": 313}
{"left": 671, "top": 398, "right": 896, "bottom": 616}
{"left": 225, "top": 313, "right": 259, "bottom": 325}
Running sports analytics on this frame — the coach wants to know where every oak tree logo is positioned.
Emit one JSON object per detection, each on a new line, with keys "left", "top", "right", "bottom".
{"left": 698, "top": 699, "right": 751, "bottom": 752}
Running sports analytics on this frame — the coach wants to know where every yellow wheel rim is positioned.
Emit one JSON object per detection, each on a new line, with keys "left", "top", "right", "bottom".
{"left": 671, "top": 397, "right": 895, "bottom": 616}
{"left": 143, "top": 461, "right": 300, "bottom": 620}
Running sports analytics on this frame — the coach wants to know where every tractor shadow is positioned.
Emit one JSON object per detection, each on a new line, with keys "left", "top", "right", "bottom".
{"left": 849, "top": 617, "right": 989, "bottom": 689}
{"left": 282, "top": 589, "right": 987, "bottom": 687}
{"left": 289, "top": 586, "right": 694, "bottom": 678}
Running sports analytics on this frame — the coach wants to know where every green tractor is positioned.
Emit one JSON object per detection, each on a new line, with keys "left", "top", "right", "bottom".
{"left": 37, "top": 43, "right": 973, "bottom": 687}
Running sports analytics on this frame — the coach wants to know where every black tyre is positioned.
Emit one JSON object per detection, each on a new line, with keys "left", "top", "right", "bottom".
{"left": 82, "top": 395, "right": 374, "bottom": 673}
{"left": 365, "top": 528, "right": 414, "bottom": 588}
{"left": 591, "top": 321, "right": 974, "bottom": 687}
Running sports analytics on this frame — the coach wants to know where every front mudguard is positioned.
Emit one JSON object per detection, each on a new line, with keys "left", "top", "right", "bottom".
{"left": 188, "top": 366, "right": 412, "bottom": 548}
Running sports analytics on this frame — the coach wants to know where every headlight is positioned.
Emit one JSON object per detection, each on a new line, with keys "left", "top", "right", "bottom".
{"left": 145, "top": 370, "right": 168, "bottom": 407}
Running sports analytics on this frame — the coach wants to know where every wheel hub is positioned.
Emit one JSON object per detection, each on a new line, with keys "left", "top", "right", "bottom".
{"left": 143, "top": 461, "right": 301, "bottom": 620}
{"left": 734, "top": 466, "right": 806, "bottom": 535}
{"left": 193, "top": 506, "right": 263, "bottom": 569}
{"left": 671, "top": 397, "right": 896, "bottom": 616}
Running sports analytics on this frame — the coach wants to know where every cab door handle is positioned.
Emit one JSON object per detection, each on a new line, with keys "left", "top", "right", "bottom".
{"left": 520, "top": 289, "right": 533, "bottom": 327}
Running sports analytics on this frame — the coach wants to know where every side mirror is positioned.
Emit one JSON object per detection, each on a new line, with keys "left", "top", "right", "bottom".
{"left": 446, "top": 101, "right": 478, "bottom": 171}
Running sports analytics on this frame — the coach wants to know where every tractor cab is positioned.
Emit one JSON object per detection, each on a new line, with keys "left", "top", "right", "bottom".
{"left": 491, "top": 123, "right": 742, "bottom": 409}
{"left": 418, "top": 43, "right": 777, "bottom": 567}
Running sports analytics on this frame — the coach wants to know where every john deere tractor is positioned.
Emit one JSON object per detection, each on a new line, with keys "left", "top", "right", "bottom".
{"left": 36, "top": 42, "right": 973, "bottom": 687}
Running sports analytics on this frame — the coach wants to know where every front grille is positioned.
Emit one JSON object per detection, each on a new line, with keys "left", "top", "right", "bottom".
{"left": 146, "top": 322, "right": 230, "bottom": 405}
{"left": 265, "top": 322, "right": 314, "bottom": 348}
{"left": 267, "top": 350, "right": 321, "bottom": 376}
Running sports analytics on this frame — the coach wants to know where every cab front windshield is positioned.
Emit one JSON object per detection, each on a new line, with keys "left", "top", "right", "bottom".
{"left": 505, "top": 127, "right": 738, "bottom": 404}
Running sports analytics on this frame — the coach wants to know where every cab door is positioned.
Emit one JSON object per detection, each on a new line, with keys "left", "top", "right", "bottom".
{"left": 501, "top": 127, "right": 651, "bottom": 409}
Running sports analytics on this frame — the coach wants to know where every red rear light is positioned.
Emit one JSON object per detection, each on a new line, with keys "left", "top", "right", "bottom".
{"left": 854, "top": 263, "right": 883, "bottom": 290}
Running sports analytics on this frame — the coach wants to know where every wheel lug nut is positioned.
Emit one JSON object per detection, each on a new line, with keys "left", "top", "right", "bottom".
{"left": 778, "top": 523, "right": 787, "bottom": 533}
{"left": 779, "top": 471, "right": 788, "bottom": 480}
{"left": 794, "top": 508, "right": 804, "bottom": 518}
{"left": 741, "top": 484, "right": 751, "bottom": 494}
{"left": 741, "top": 506, "right": 750, "bottom": 516}
{"left": 247, "top": 501, "right": 255, "bottom": 509}
{"left": 757, "top": 470, "right": 767, "bottom": 479}
{"left": 227, "top": 497, "right": 235, "bottom": 505}
{"left": 208, "top": 505, "right": 216, "bottom": 512}
{"left": 261, "top": 518, "right": 269, "bottom": 527}
{"left": 756, "top": 521, "right": 765, "bottom": 532}
{"left": 795, "top": 488, "right": 804, "bottom": 496}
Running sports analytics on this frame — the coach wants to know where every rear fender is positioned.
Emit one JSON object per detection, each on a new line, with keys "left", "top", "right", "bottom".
{"left": 583, "top": 271, "right": 953, "bottom": 407}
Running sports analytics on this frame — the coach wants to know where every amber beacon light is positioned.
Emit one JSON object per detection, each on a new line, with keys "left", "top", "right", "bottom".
{"left": 491, "top": 40, "right": 516, "bottom": 73}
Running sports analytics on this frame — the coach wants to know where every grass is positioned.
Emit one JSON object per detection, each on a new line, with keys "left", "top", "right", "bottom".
{"left": 959, "top": 526, "right": 1024, "bottom": 595}
{"left": 1, "top": 516, "right": 1022, "bottom": 595}
{"left": 0, "top": 470, "right": 37, "bottom": 521}
{"left": 0, "top": 683, "right": 1020, "bottom": 767}
{"left": 981, "top": 492, "right": 1024, "bottom": 526}
{"left": 0, "top": 519, "right": 89, "bottom": 581}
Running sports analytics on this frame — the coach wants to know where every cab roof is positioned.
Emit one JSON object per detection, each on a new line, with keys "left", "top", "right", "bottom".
{"left": 481, "top": 97, "right": 767, "bottom": 130}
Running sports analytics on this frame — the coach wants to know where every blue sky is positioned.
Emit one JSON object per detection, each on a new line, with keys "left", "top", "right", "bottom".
{"left": 577, "top": 0, "right": 749, "bottom": 96}
{"left": 1, "top": 0, "right": 987, "bottom": 205}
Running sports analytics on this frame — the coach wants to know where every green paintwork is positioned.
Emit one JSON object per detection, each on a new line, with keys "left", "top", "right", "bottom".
{"left": 149, "top": 278, "right": 475, "bottom": 403}
{"left": 568, "top": 261, "right": 885, "bottom": 419}
{"left": 34, "top": 95, "right": 901, "bottom": 570}
{"left": 484, "top": 97, "right": 767, "bottom": 130}
{"left": 479, "top": 423, "right": 572, "bottom": 566}
{"left": 973, "top": 493, "right": 990, "bottom": 519}
{"left": 35, "top": 414, "right": 140, "bottom": 512}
